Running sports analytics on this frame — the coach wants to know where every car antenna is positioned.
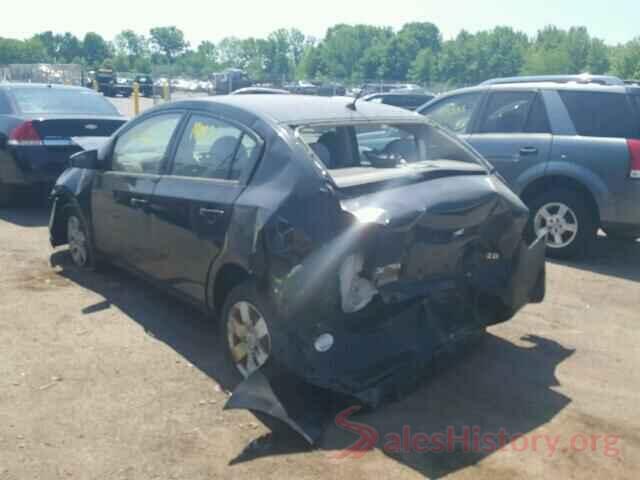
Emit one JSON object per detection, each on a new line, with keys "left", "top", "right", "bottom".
{"left": 346, "top": 86, "right": 366, "bottom": 111}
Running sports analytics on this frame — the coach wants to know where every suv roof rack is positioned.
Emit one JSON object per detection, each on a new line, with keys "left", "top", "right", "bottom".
{"left": 482, "top": 74, "right": 625, "bottom": 86}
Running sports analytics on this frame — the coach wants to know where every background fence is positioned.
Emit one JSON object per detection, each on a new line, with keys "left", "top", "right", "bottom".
{"left": 0, "top": 64, "right": 85, "bottom": 85}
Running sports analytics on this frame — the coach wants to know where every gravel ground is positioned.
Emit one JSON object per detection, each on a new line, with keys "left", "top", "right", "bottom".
{"left": 0, "top": 94, "right": 638, "bottom": 478}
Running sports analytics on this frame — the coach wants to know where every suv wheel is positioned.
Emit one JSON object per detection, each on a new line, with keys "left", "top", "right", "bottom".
{"left": 221, "top": 282, "right": 274, "bottom": 379}
{"left": 527, "top": 189, "right": 596, "bottom": 259}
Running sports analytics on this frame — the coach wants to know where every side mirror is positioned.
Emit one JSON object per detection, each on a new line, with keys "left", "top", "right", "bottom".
{"left": 70, "top": 149, "right": 100, "bottom": 169}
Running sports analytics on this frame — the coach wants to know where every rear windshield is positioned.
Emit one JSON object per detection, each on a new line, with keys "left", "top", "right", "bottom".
{"left": 295, "top": 122, "right": 487, "bottom": 174}
{"left": 11, "top": 88, "right": 119, "bottom": 116}
{"left": 559, "top": 91, "right": 639, "bottom": 139}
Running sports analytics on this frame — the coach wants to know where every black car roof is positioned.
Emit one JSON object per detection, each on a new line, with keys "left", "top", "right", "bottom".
{"left": 165, "top": 94, "right": 422, "bottom": 124}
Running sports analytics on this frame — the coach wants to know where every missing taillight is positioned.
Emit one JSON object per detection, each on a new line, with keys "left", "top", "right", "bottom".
{"left": 628, "top": 139, "right": 640, "bottom": 179}
{"left": 8, "top": 121, "right": 43, "bottom": 146}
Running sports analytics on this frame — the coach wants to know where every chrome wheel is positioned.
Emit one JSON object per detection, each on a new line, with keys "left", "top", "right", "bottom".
{"left": 226, "top": 301, "right": 271, "bottom": 378}
{"left": 534, "top": 202, "right": 579, "bottom": 249}
{"left": 67, "top": 216, "right": 88, "bottom": 267}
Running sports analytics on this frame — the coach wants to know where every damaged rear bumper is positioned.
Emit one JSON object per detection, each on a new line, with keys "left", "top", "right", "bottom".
{"left": 226, "top": 236, "right": 546, "bottom": 443}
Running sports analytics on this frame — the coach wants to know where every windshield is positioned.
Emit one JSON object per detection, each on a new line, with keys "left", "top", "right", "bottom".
{"left": 295, "top": 122, "right": 488, "bottom": 172}
{"left": 12, "top": 88, "right": 120, "bottom": 116}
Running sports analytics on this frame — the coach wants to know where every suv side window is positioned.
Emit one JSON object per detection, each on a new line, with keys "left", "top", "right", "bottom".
{"left": 172, "top": 114, "right": 259, "bottom": 181}
{"left": 478, "top": 91, "right": 536, "bottom": 133}
{"left": 112, "top": 113, "right": 182, "bottom": 174}
{"left": 559, "top": 91, "right": 637, "bottom": 139}
{"left": 422, "top": 92, "right": 482, "bottom": 133}
{"left": 524, "top": 94, "right": 551, "bottom": 134}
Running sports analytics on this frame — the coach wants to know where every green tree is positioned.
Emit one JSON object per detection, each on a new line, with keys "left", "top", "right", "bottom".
{"left": 149, "top": 26, "right": 188, "bottom": 63}
{"left": 83, "top": 32, "right": 110, "bottom": 67}
{"left": 115, "top": 30, "right": 148, "bottom": 58}
{"left": 320, "top": 24, "right": 393, "bottom": 80}
{"left": 58, "top": 33, "right": 83, "bottom": 63}
{"left": 409, "top": 48, "right": 436, "bottom": 83}
{"left": 611, "top": 38, "right": 640, "bottom": 79}
{"left": 587, "top": 38, "right": 610, "bottom": 74}
{"left": 0, "top": 37, "right": 46, "bottom": 63}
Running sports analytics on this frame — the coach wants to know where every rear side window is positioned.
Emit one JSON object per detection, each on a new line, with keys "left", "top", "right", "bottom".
{"left": 559, "top": 91, "right": 638, "bottom": 138}
{"left": 478, "top": 91, "right": 535, "bottom": 133}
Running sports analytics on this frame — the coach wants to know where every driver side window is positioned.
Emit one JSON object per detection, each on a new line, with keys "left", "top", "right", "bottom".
{"left": 112, "top": 113, "right": 182, "bottom": 174}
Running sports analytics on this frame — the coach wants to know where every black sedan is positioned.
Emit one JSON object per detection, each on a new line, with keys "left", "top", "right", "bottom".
{"left": 0, "top": 83, "right": 126, "bottom": 206}
{"left": 49, "top": 95, "right": 546, "bottom": 441}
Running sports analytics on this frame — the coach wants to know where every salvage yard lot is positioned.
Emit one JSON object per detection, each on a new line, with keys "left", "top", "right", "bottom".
{"left": 0, "top": 93, "right": 638, "bottom": 479}
{"left": 2, "top": 201, "right": 639, "bottom": 480}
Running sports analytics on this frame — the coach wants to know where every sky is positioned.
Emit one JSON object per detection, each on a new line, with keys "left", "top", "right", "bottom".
{"left": 2, "top": 0, "right": 638, "bottom": 46}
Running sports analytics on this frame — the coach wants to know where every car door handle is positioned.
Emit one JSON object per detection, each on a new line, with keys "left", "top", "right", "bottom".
{"left": 199, "top": 208, "right": 225, "bottom": 222}
{"left": 519, "top": 147, "right": 538, "bottom": 155}
{"left": 130, "top": 198, "right": 148, "bottom": 208}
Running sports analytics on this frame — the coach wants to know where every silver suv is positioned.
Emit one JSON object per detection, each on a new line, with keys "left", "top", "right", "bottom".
{"left": 419, "top": 79, "right": 640, "bottom": 258}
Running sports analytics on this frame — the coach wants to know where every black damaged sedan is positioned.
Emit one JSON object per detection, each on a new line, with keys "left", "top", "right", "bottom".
{"left": 49, "top": 95, "right": 545, "bottom": 441}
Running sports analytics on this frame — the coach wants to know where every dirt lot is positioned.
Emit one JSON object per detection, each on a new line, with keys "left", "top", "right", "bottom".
{"left": 0, "top": 94, "right": 639, "bottom": 479}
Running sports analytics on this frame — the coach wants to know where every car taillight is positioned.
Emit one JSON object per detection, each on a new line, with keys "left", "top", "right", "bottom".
{"left": 8, "top": 121, "right": 43, "bottom": 146}
{"left": 629, "top": 139, "right": 640, "bottom": 179}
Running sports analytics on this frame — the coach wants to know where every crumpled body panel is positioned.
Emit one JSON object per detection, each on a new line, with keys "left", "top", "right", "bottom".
{"left": 226, "top": 167, "right": 546, "bottom": 444}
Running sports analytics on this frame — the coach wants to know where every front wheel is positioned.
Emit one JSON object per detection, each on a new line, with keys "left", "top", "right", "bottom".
{"left": 221, "top": 282, "right": 275, "bottom": 380}
{"left": 527, "top": 189, "right": 596, "bottom": 259}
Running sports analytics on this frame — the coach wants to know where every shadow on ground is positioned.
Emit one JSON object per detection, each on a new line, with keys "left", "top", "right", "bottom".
{"left": 551, "top": 234, "right": 640, "bottom": 283}
{"left": 51, "top": 250, "right": 575, "bottom": 478}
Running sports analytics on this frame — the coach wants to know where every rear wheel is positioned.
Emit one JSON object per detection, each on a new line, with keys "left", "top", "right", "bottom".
{"left": 221, "top": 282, "right": 274, "bottom": 380}
{"left": 527, "top": 189, "right": 596, "bottom": 259}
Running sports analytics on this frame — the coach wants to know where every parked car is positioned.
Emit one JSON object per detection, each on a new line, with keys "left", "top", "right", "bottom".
{"left": 363, "top": 89, "right": 436, "bottom": 111}
{"left": 49, "top": 95, "right": 545, "bottom": 440}
{"left": 0, "top": 83, "right": 126, "bottom": 206}
{"left": 231, "top": 87, "right": 290, "bottom": 95}
{"left": 134, "top": 74, "right": 154, "bottom": 97}
{"left": 418, "top": 80, "right": 640, "bottom": 258}
{"left": 482, "top": 74, "right": 625, "bottom": 86}
{"left": 94, "top": 68, "right": 116, "bottom": 97}
{"left": 210, "top": 69, "right": 253, "bottom": 95}
{"left": 112, "top": 74, "right": 134, "bottom": 97}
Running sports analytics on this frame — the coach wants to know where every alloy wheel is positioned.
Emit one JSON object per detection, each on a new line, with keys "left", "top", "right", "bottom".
{"left": 534, "top": 202, "right": 579, "bottom": 249}
{"left": 226, "top": 301, "right": 271, "bottom": 378}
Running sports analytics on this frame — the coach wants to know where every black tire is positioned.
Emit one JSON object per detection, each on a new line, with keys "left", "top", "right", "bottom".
{"left": 0, "top": 181, "right": 15, "bottom": 208}
{"left": 526, "top": 188, "right": 597, "bottom": 260}
{"left": 64, "top": 205, "right": 97, "bottom": 270}
{"left": 221, "top": 281, "right": 276, "bottom": 383}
